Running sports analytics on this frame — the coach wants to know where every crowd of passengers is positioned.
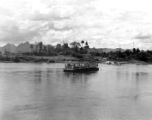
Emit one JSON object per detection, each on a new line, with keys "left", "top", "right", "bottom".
{"left": 65, "top": 62, "right": 98, "bottom": 69}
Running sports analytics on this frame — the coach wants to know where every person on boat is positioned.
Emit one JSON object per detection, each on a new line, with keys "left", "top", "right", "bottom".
{"left": 75, "top": 63, "right": 80, "bottom": 69}
{"left": 66, "top": 63, "right": 73, "bottom": 69}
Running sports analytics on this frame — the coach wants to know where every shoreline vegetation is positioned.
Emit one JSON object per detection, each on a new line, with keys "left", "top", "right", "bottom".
{"left": 1, "top": 41, "right": 152, "bottom": 65}
{"left": 0, "top": 56, "right": 149, "bottom": 65}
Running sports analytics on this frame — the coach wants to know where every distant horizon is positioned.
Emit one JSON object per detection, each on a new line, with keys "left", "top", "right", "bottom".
{"left": 0, "top": 41, "right": 150, "bottom": 51}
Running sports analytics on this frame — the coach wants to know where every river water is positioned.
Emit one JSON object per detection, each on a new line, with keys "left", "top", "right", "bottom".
{"left": 0, "top": 63, "right": 152, "bottom": 120}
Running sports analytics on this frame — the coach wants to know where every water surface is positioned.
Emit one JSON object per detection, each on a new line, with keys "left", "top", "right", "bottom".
{"left": 0, "top": 63, "right": 152, "bottom": 120}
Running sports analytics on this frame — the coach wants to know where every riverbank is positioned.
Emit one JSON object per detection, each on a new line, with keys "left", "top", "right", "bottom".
{"left": 0, "top": 55, "right": 151, "bottom": 65}
{"left": 0, "top": 55, "right": 79, "bottom": 63}
{"left": 102, "top": 60, "right": 150, "bottom": 65}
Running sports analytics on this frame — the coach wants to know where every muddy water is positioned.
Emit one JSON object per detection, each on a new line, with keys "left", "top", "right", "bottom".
{"left": 0, "top": 63, "right": 152, "bottom": 120}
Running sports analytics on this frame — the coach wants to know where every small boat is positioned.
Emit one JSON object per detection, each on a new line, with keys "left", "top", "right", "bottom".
{"left": 63, "top": 61, "right": 99, "bottom": 72}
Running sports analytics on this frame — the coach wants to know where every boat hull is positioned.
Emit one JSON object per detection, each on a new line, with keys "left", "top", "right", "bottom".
{"left": 63, "top": 68, "right": 99, "bottom": 72}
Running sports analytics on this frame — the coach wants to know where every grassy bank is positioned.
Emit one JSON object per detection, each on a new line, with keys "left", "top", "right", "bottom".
{"left": 0, "top": 55, "right": 151, "bottom": 65}
{"left": 0, "top": 55, "right": 79, "bottom": 63}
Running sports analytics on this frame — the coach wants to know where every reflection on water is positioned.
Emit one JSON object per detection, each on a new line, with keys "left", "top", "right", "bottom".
{"left": 0, "top": 63, "right": 152, "bottom": 120}
{"left": 64, "top": 72, "right": 97, "bottom": 84}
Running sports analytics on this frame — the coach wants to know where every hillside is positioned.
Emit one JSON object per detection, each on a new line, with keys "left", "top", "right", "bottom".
{"left": 0, "top": 42, "right": 127, "bottom": 54}
{"left": 0, "top": 42, "right": 31, "bottom": 53}
{"left": 0, "top": 43, "right": 16, "bottom": 53}
{"left": 16, "top": 42, "right": 31, "bottom": 53}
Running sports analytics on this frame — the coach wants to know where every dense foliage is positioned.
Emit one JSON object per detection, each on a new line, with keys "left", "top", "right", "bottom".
{"left": 28, "top": 41, "right": 90, "bottom": 59}
{"left": 90, "top": 48, "right": 152, "bottom": 62}
{"left": 1, "top": 41, "right": 152, "bottom": 63}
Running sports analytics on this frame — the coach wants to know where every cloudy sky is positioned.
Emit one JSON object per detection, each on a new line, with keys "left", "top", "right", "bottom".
{"left": 0, "top": 0, "right": 152, "bottom": 49}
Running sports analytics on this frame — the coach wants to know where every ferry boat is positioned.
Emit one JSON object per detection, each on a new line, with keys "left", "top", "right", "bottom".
{"left": 63, "top": 61, "right": 99, "bottom": 72}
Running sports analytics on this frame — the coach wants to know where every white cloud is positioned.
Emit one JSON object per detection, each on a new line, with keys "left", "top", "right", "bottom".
{"left": 0, "top": 0, "right": 152, "bottom": 50}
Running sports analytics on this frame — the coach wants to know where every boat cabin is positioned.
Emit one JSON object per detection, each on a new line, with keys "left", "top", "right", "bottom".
{"left": 64, "top": 61, "right": 99, "bottom": 72}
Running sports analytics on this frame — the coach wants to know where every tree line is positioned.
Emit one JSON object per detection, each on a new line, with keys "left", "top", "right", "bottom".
{"left": 26, "top": 41, "right": 152, "bottom": 62}
{"left": 90, "top": 48, "right": 152, "bottom": 62}
{"left": 1, "top": 40, "right": 152, "bottom": 63}
{"left": 26, "top": 41, "right": 90, "bottom": 58}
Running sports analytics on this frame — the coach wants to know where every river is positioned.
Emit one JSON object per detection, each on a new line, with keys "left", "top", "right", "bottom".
{"left": 0, "top": 63, "right": 152, "bottom": 120}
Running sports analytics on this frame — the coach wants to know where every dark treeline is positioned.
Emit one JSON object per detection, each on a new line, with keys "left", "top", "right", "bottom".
{"left": 21, "top": 41, "right": 152, "bottom": 62}
{"left": 0, "top": 41, "right": 89, "bottom": 62}
{"left": 90, "top": 48, "right": 152, "bottom": 62}
{"left": 23, "top": 41, "right": 90, "bottom": 59}
{"left": 1, "top": 40, "right": 152, "bottom": 63}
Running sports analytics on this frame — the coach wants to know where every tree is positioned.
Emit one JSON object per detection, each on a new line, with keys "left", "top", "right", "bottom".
{"left": 70, "top": 41, "right": 80, "bottom": 48}
{"left": 138, "top": 51, "right": 148, "bottom": 62}
{"left": 133, "top": 48, "right": 136, "bottom": 54}
{"left": 43, "top": 45, "right": 47, "bottom": 55}
{"left": 85, "top": 41, "right": 88, "bottom": 46}
{"left": 62, "top": 43, "right": 69, "bottom": 50}
{"left": 70, "top": 41, "right": 81, "bottom": 52}
{"left": 47, "top": 45, "right": 54, "bottom": 51}
{"left": 35, "top": 42, "right": 39, "bottom": 54}
{"left": 136, "top": 48, "right": 140, "bottom": 54}
{"left": 81, "top": 40, "right": 84, "bottom": 47}
{"left": 56, "top": 44, "right": 62, "bottom": 53}
{"left": 84, "top": 41, "right": 89, "bottom": 49}
{"left": 46, "top": 45, "right": 57, "bottom": 56}
{"left": 38, "top": 42, "right": 43, "bottom": 53}
{"left": 125, "top": 50, "right": 131, "bottom": 56}
{"left": 30, "top": 44, "right": 34, "bottom": 53}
